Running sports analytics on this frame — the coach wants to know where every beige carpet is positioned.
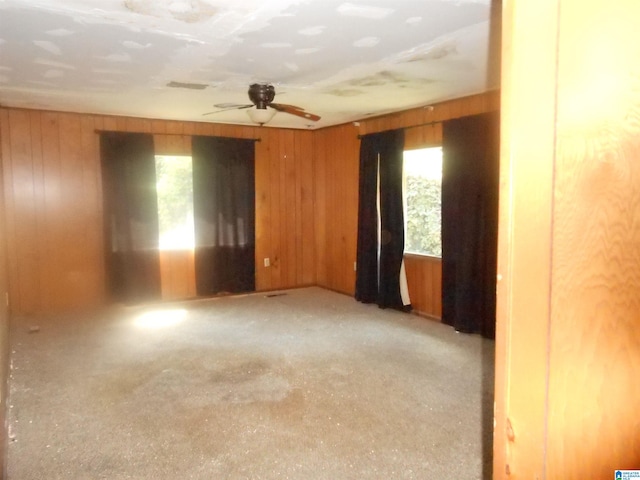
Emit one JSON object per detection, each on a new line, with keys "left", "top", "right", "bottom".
{"left": 7, "top": 287, "right": 494, "bottom": 479}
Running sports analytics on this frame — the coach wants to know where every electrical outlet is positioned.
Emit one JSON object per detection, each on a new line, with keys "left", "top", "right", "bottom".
{"left": 264, "top": 258, "right": 270, "bottom": 267}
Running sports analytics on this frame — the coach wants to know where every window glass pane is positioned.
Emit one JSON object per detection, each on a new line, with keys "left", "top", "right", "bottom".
{"left": 155, "top": 155, "right": 195, "bottom": 250}
{"left": 403, "top": 147, "right": 442, "bottom": 257}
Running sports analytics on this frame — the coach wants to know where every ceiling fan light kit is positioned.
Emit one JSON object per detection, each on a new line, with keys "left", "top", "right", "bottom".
{"left": 247, "top": 106, "right": 277, "bottom": 125}
{"left": 204, "top": 83, "right": 321, "bottom": 126}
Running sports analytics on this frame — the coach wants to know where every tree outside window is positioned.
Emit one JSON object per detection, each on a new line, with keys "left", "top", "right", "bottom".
{"left": 155, "top": 155, "right": 195, "bottom": 250}
{"left": 403, "top": 147, "right": 442, "bottom": 257}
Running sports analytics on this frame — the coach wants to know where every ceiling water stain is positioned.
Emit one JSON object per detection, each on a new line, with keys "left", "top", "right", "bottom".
{"left": 349, "top": 76, "right": 386, "bottom": 87}
{"left": 327, "top": 88, "right": 364, "bottom": 97}
{"left": 379, "top": 70, "right": 411, "bottom": 83}
{"left": 349, "top": 70, "right": 413, "bottom": 88}
{"left": 167, "top": 80, "right": 208, "bottom": 89}
{"left": 407, "top": 43, "right": 459, "bottom": 62}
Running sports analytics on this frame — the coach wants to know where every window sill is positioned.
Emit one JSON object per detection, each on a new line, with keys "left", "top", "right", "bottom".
{"left": 403, "top": 252, "right": 442, "bottom": 261}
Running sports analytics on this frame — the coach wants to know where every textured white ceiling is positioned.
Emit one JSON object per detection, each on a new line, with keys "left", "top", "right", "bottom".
{"left": 0, "top": 0, "right": 500, "bottom": 129}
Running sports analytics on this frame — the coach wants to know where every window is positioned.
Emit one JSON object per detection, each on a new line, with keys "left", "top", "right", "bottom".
{"left": 403, "top": 147, "right": 443, "bottom": 257}
{"left": 155, "top": 155, "right": 195, "bottom": 250}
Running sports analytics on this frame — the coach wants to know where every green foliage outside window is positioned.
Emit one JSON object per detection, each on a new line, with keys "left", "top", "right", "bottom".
{"left": 404, "top": 176, "right": 442, "bottom": 256}
{"left": 403, "top": 147, "right": 442, "bottom": 257}
{"left": 155, "top": 155, "right": 194, "bottom": 249}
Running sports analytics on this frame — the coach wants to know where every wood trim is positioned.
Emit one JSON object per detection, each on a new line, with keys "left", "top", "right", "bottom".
{"left": 494, "top": 1, "right": 559, "bottom": 477}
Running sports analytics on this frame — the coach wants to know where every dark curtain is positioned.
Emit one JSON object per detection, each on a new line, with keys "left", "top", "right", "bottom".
{"left": 100, "top": 132, "right": 161, "bottom": 303}
{"left": 355, "top": 135, "right": 380, "bottom": 304}
{"left": 441, "top": 112, "right": 500, "bottom": 338}
{"left": 355, "top": 129, "right": 408, "bottom": 309}
{"left": 191, "top": 136, "right": 255, "bottom": 295}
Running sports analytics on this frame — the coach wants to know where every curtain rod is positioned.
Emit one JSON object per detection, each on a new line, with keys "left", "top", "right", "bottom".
{"left": 94, "top": 129, "right": 261, "bottom": 142}
{"left": 356, "top": 119, "right": 442, "bottom": 139}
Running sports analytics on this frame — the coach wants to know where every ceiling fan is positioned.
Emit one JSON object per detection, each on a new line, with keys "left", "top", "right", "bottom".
{"left": 203, "top": 83, "right": 321, "bottom": 125}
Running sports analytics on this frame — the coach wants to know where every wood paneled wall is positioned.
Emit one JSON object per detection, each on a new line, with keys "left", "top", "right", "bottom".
{"left": 404, "top": 254, "right": 442, "bottom": 319}
{"left": 1, "top": 91, "right": 498, "bottom": 315}
{"left": 495, "top": 0, "right": 640, "bottom": 477}
{"left": 313, "top": 123, "right": 360, "bottom": 295}
{"left": 159, "top": 250, "right": 196, "bottom": 301}
{"left": 0, "top": 119, "right": 10, "bottom": 477}
{"left": 0, "top": 109, "right": 315, "bottom": 314}
{"left": 313, "top": 91, "right": 500, "bottom": 319}
{"left": 1, "top": 110, "right": 105, "bottom": 314}
{"left": 255, "top": 127, "right": 316, "bottom": 291}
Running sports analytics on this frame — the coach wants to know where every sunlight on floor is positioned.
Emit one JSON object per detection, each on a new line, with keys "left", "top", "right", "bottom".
{"left": 133, "top": 308, "right": 188, "bottom": 329}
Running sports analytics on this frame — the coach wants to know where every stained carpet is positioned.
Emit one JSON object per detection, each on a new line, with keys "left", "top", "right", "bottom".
{"left": 7, "top": 287, "right": 494, "bottom": 479}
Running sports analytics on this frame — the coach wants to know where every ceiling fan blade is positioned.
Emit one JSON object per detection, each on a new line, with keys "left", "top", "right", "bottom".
{"left": 202, "top": 104, "right": 252, "bottom": 116}
{"left": 271, "top": 103, "right": 321, "bottom": 122}
{"left": 267, "top": 102, "right": 303, "bottom": 110}
{"left": 214, "top": 103, "right": 252, "bottom": 109}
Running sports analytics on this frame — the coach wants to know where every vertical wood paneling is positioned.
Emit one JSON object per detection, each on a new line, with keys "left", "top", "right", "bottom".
{"left": 293, "top": 133, "right": 303, "bottom": 285}
{"left": 1, "top": 109, "right": 16, "bottom": 316}
{"left": 281, "top": 129, "right": 296, "bottom": 287}
{"left": 315, "top": 92, "right": 498, "bottom": 310}
{"left": 8, "top": 110, "right": 38, "bottom": 313}
{"left": 0, "top": 107, "right": 11, "bottom": 477}
{"left": 125, "top": 117, "right": 151, "bottom": 133}
{"left": 547, "top": 0, "right": 640, "bottom": 476}
{"left": 1, "top": 109, "right": 319, "bottom": 313}
{"left": 153, "top": 134, "right": 191, "bottom": 156}
{"left": 343, "top": 128, "right": 359, "bottom": 294}
{"left": 58, "top": 113, "right": 86, "bottom": 311}
{"left": 102, "top": 116, "right": 118, "bottom": 131}
{"left": 254, "top": 131, "right": 271, "bottom": 291}
{"left": 403, "top": 255, "right": 442, "bottom": 319}
{"left": 3, "top": 92, "right": 497, "bottom": 314}
{"left": 243, "top": 125, "right": 316, "bottom": 292}
{"left": 327, "top": 127, "right": 339, "bottom": 290}
{"left": 159, "top": 250, "right": 196, "bottom": 300}
{"left": 267, "top": 129, "right": 283, "bottom": 287}
{"left": 28, "top": 112, "right": 45, "bottom": 313}
{"left": 80, "top": 114, "right": 104, "bottom": 306}
{"left": 314, "top": 123, "right": 360, "bottom": 295}
{"left": 40, "top": 112, "right": 63, "bottom": 311}
{"left": 496, "top": 1, "right": 640, "bottom": 477}
{"left": 296, "top": 131, "right": 316, "bottom": 285}
{"left": 314, "top": 129, "right": 328, "bottom": 286}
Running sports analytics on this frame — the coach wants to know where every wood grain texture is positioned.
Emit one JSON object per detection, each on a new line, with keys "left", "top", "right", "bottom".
{"left": 496, "top": 1, "right": 640, "bottom": 478}
{"left": 1, "top": 110, "right": 316, "bottom": 313}
{"left": 159, "top": 250, "right": 196, "bottom": 300}
{"left": 153, "top": 134, "right": 191, "bottom": 156}
{"left": 404, "top": 254, "right": 442, "bottom": 318}
{"left": 313, "top": 123, "right": 360, "bottom": 295}
{"left": 0, "top": 107, "right": 10, "bottom": 478}
{"left": 547, "top": 0, "right": 640, "bottom": 475}
{"left": 2, "top": 92, "right": 498, "bottom": 314}
{"left": 314, "top": 92, "right": 498, "bottom": 310}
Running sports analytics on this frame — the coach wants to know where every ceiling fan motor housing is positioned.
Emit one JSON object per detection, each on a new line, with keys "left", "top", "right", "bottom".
{"left": 248, "top": 83, "right": 275, "bottom": 109}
